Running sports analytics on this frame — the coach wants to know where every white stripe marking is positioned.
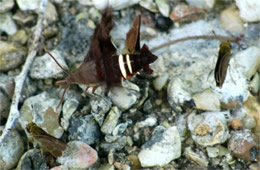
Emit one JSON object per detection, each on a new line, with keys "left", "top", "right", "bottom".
{"left": 126, "top": 54, "right": 132, "bottom": 74}
{"left": 118, "top": 54, "right": 127, "bottom": 79}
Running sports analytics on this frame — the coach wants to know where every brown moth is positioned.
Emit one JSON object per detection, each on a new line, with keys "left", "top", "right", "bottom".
{"left": 26, "top": 122, "right": 67, "bottom": 157}
{"left": 214, "top": 41, "right": 232, "bottom": 88}
{"left": 46, "top": 8, "right": 158, "bottom": 108}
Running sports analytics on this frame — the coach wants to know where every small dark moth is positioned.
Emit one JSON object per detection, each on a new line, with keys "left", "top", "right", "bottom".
{"left": 214, "top": 41, "right": 232, "bottom": 88}
{"left": 46, "top": 8, "right": 158, "bottom": 107}
{"left": 26, "top": 122, "right": 67, "bottom": 157}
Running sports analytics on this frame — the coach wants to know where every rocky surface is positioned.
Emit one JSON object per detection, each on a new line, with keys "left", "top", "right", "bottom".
{"left": 0, "top": 0, "right": 259, "bottom": 169}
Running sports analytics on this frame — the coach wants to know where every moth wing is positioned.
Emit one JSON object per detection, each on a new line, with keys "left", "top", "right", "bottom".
{"left": 214, "top": 51, "right": 231, "bottom": 87}
{"left": 123, "top": 15, "right": 141, "bottom": 54}
{"left": 34, "top": 134, "right": 67, "bottom": 157}
{"left": 84, "top": 7, "right": 117, "bottom": 62}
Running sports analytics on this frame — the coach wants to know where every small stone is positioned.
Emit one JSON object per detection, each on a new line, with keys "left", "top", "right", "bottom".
{"left": 184, "top": 147, "right": 209, "bottom": 167}
{"left": 170, "top": 3, "right": 205, "bottom": 22}
{"left": 192, "top": 88, "right": 220, "bottom": 111}
{"left": 0, "top": 74, "right": 14, "bottom": 98}
{"left": 30, "top": 49, "right": 68, "bottom": 79}
{"left": 152, "top": 73, "right": 168, "bottom": 91}
{"left": 188, "top": 112, "right": 229, "bottom": 146}
{"left": 90, "top": 97, "right": 112, "bottom": 126}
{"left": 235, "top": 0, "right": 260, "bottom": 22}
{"left": 13, "top": 10, "right": 36, "bottom": 25}
{"left": 167, "top": 77, "right": 192, "bottom": 107}
{"left": 0, "top": 41, "right": 26, "bottom": 71}
{"left": 0, "top": 90, "right": 10, "bottom": 122}
{"left": 61, "top": 98, "right": 79, "bottom": 130}
{"left": 68, "top": 115, "right": 101, "bottom": 145}
{"left": 44, "top": 2, "right": 58, "bottom": 25}
{"left": 230, "top": 118, "right": 243, "bottom": 130}
{"left": 9, "top": 29, "right": 28, "bottom": 45}
{"left": 100, "top": 136, "right": 127, "bottom": 153}
{"left": 114, "top": 162, "right": 130, "bottom": 170}
{"left": 128, "top": 154, "right": 142, "bottom": 169}
{"left": 228, "top": 130, "right": 258, "bottom": 161}
{"left": 16, "top": 149, "right": 48, "bottom": 170}
{"left": 77, "top": 0, "right": 93, "bottom": 6}
{"left": 242, "top": 115, "right": 256, "bottom": 130}
{"left": 0, "top": 130, "right": 24, "bottom": 169}
{"left": 0, "top": 12, "right": 17, "bottom": 35}
{"left": 112, "top": 120, "right": 132, "bottom": 136}
{"left": 101, "top": 107, "right": 121, "bottom": 135}
{"left": 220, "top": 7, "right": 244, "bottom": 34}
{"left": 56, "top": 141, "right": 98, "bottom": 169}
{"left": 16, "top": 0, "right": 41, "bottom": 11}
{"left": 186, "top": 0, "right": 215, "bottom": 9}
{"left": 19, "top": 92, "right": 64, "bottom": 138}
{"left": 93, "top": 0, "right": 140, "bottom": 10}
{"left": 108, "top": 86, "right": 139, "bottom": 110}
{"left": 244, "top": 95, "right": 260, "bottom": 133}
{"left": 138, "top": 126, "right": 181, "bottom": 167}
{"left": 206, "top": 146, "right": 220, "bottom": 158}
{"left": 139, "top": 0, "right": 159, "bottom": 13}
{"left": 0, "top": 0, "right": 14, "bottom": 13}
{"left": 135, "top": 117, "right": 157, "bottom": 128}
{"left": 155, "top": 0, "right": 170, "bottom": 17}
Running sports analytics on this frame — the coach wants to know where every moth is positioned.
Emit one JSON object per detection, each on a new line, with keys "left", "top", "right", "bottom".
{"left": 46, "top": 8, "right": 158, "bottom": 108}
{"left": 214, "top": 41, "right": 232, "bottom": 88}
{"left": 26, "top": 122, "right": 67, "bottom": 157}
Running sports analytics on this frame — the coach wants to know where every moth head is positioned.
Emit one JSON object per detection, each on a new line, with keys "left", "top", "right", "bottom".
{"left": 26, "top": 122, "right": 37, "bottom": 134}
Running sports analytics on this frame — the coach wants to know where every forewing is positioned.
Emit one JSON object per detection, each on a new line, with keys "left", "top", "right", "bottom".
{"left": 34, "top": 134, "right": 67, "bottom": 157}
{"left": 214, "top": 51, "right": 231, "bottom": 87}
{"left": 84, "top": 8, "right": 116, "bottom": 62}
{"left": 123, "top": 15, "right": 141, "bottom": 54}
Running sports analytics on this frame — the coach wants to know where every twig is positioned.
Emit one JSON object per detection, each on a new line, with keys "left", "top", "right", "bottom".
{"left": 0, "top": 0, "right": 48, "bottom": 143}
{"left": 150, "top": 35, "right": 241, "bottom": 52}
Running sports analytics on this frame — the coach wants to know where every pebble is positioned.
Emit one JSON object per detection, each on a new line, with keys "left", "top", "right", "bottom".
{"left": 68, "top": 115, "right": 101, "bottom": 145}
{"left": 16, "top": 0, "right": 41, "bottom": 11}
{"left": 220, "top": 7, "right": 244, "bottom": 34}
{"left": 243, "top": 95, "right": 260, "bottom": 133}
{"left": 112, "top": 120, "right": 132, "bottom": 136}
{"left": 61, "top": 98, "right": 79, "bottom": 130}
{"left": 30, "top": 49, "right": 68, "bottom": 79}
{"left": 139, "top": 0, "right": 159, "bottom": 13}
{"left": 56, "top": 141, "right": 98, "bottom": 169}
{"left": 192, "top": 88, "right": 220, "bottom": 111}
{"left": 230, "top": 118, "right": 243, "bottom": 130}
{"left": 100, "top": 136, "right": 127, "bottom": 153}
{"left": 0, "top": 12, "right": 17, "bottom": 35}
{"left": 108, "top": 86, "right": 140, "bottom": 110}
{"left": 93, "top": 0, "right": 140, "bottom": 10}
{"left": 242, "top": 115, "right": 256, "bottom": 130}
{"left": 19, "top": 91, "right": 64, "bottom": 138}
{"left": 206, "top": 146, "right": 220, "bottom": 158}
{"left": 138, "top": 126, "right": 181, "bottom": 167}
{"left": 44, "top": 2, "right": 58, "bottom": 25}
{"left": 16, "top": 149, "right": 48, "bottom": 170}
{"left": 135, "top": 117, "right": 157, "bottom": 128}
{"left": 0, "top": 129, "right": 24, "bottom": 169}
{"left": 184, "top": 147, "right": 209, "bottom": 167}
{"left": 0, "top": 0, "right": 14, "bottom": 13}
{"left": 101, "top": 106, "right": 121, "bottom": 135}
{"left": 152, "top": 73, "right": 168, "bottom": 91}
{"left": 228, "top": 130, "right": 258, "bottom": 161}
{"left": 235, "top": 0, "right": 260, "bottom": 22}
{"left": 167, "top": 77, "right": 192, "bottom": 107}
{"left": 0, "top": 74, "right": 14, "bottom": 98}
{"left": 186, "top": 0, "right": 215, "bottom": 9}
{"left": 13, "top": 10, "right": 36, "bottom": 25}
{"left": 0, "top": 90, "right": 10, "bottom": 122}
{"left": 90, "top": 97, "right": 112, "bottom": 126}
{"left": 155, "top": 0, "right": 170, "bottom": 17}
{"left": 187, "top": 112, "right": 229, "bottom": 146}
{"left": 0, "top": 41, "right": 26, "bottom": 71}
{"left": 9, "top": 29, "right": 28, "bottom": 45}
{"left": 170, "top": 3, "right": 205, "bottom": 22}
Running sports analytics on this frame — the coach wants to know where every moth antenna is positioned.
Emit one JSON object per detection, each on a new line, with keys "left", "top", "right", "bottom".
{"left": 43, "top": 46, "right": 70, "bottom": 76}
{"left": 56, "top": 84, "right": 69, "bottom": 110}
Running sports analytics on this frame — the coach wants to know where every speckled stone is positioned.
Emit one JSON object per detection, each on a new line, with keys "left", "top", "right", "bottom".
{"left": 0, "top": 12, "right": 17, "bottom": 35}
